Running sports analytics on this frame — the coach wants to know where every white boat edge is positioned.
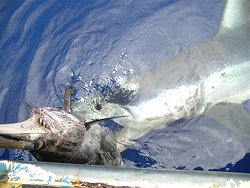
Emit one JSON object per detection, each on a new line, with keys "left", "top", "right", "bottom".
{"left": 0, "top": 160, "right": 249, "bottom": 188}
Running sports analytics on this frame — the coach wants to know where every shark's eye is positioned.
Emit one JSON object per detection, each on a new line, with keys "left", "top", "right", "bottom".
{"left": 95, "top": 103, "right": 102, "bottom": 110}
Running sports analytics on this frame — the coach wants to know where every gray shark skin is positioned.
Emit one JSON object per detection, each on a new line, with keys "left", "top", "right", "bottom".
{"left": 73, "top": 0, "right": 250, "bottom": 147}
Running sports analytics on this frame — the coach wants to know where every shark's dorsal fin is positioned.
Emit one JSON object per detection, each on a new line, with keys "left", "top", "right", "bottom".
{"left": 219, "top": 0, "right": 250, "bottom": 32}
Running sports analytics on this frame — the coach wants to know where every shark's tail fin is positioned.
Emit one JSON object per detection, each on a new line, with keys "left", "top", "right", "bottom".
{"left": 219, "top": 0, "right": 250, "bottom": 32}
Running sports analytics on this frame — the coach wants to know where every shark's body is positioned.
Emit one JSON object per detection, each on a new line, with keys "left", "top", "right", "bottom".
{"left": 74, "top": 0, "right": 250, "bottom": 146}
{"left": 0, "top": 0, "right": 250, "bottom": 165}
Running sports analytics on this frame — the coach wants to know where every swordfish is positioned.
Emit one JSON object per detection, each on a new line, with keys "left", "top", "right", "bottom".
{"left": 73, "top": 0, "right": 250, "bottom": 147}
{"left": 0, "top": 86, "right": 123, "bottom": 165}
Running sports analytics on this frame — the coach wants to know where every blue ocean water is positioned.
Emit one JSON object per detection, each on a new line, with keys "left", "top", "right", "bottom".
{"left": 0, "top": 0, "right": 250, "bottom": 172}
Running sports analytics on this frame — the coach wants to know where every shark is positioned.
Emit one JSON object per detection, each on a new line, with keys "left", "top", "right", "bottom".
{"left": 0, "top": 0, "right": 250, "bottom": 164}
{"left": 73, "top": 0, "right": 250, "bottom": 147}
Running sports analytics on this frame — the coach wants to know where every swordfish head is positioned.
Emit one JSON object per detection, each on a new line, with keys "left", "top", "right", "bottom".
{"left": 0, "top": 105, "right": 86, "bottom": 155}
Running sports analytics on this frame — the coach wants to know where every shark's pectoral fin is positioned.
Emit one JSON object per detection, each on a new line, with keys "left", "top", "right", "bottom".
{"left": 115, "top": 116, "right": 170, "bottom": 150}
